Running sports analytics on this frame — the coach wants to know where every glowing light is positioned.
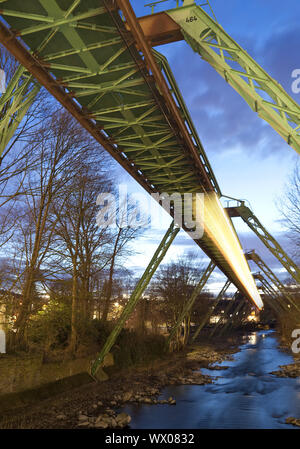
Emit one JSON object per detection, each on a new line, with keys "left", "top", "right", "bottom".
{"left": 201, "top": 192, "right": 263, "bottom": 309}
{"left": 247, "top": 311, "right": 258, "bottom": 322}
{"left": 248, "top": 333, "right": 257, "bottom": 344}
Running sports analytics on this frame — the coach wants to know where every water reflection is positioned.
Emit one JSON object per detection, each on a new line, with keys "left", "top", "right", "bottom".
{"left": 120, "top": 331, "right": 300, "bottom": 429}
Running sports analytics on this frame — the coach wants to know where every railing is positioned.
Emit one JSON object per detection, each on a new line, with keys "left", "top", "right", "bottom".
{"left": 145, "top": 0, "right": 171, "bottom": 14}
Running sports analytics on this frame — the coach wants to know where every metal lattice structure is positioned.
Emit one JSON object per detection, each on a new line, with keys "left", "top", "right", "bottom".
{"left": 227, "top": 203, "right": 300, "bottom": 283}
{"left": 191, "top": 278, "right": 231, "bottom": 341}
{"left": 91, "top": 220, "right": 180, "bottom": 376}
{"left": 246, "top": 250, "right": 300, "bottom": 312}
{"left": 209, "top": 290, "right": 240, "bottom": 337}
{"left": 0, "top": 65, "right": 40, "bottom": 157}
{"left": 0, "top": 0, "right": 264, "bottom": 306}
{"left": 254, "top": 273, "right": 286, "bottom": 315}
{"left": 143, "top": 1, "right": 300, "bottom": 155}
{"left": 0, "top": 0, "right": 299, "bottom": 371}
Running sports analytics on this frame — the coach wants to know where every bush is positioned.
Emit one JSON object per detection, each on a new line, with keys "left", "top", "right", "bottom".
{"left": 91, "top": 320, "right": 166, "bottom": 368}
{"left": 27, "top": 306, "right": 166, "bottom": 367}
{"left": 113, "top": 329, "right": 166, "bottom": 368}
{"left": 277, "top": 310, "right": 300, "bottom": 347}
{"left": 27, "top": 300, "right": 71, "bottom": 352}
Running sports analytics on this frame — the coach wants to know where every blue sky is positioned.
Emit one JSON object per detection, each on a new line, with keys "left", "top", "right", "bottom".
{"left": 115, "top": 0, "right": 300, "bottom": 290}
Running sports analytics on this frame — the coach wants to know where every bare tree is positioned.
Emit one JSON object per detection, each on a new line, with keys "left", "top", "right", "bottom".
{"left": 13, "top": 110, "right": 95, "bottom": 345}
{"left": 101, "top": 204, "right": 144, "bottom": 323}
{"left": 0, "top": 45, "right": 54, "bottom": 251}
{"left": 279, "top": 164, "right": 300, "bottom": 262}
{"left": 153, "top": 253, "right": 205, "bottom": 346}
{"left": 48, "top": 158, "right": 114, "bottom": 352}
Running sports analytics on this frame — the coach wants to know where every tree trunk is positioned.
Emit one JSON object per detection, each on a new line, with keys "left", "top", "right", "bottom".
{"left": 101, "top": 228, "right": 121, "bottom": 322}
{"left": 70, "top": 263, "right": 79, "bottom": 354}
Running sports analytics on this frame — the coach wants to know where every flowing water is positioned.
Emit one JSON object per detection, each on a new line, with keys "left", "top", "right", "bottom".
{"left": 121, "top": 331, "right": 300, "bottom": 429}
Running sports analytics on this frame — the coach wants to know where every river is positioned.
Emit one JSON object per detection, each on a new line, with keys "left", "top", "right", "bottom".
{"left": 120, "top": 331, "right": 300, "bottom": 429}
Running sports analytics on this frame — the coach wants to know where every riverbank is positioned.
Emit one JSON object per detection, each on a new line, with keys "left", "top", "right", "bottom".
{"left": 263, "top": 332, "right": 300, "bottom": 428}
{"left": 269, "top": 340, "right": 300, "bottom": 427}
{"left": 270, "top": 331, "right": 300, "bottom": 378}
{"left": 0, "top": 336, "right": 240, "bottom": 429}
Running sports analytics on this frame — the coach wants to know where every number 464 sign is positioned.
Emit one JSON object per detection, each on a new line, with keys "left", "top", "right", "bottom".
{"left": 186, "top": 16, "right": 197, "bottom": 23}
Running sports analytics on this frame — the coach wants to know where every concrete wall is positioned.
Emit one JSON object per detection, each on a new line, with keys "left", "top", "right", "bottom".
{"left": 0, "top": 352, "right": 96, "bottom": 395}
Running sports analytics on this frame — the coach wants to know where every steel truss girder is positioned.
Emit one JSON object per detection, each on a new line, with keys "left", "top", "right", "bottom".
{"left": 153, "top": 49, "right": 221, "bottom": 195}
{"left": 209, "top": 290, "right": 239, "bottom": 337}
{"left": 192, "top": 278, "right": 231, "bottom": 342}
{"left": 254, "top": 274, "right": 283, "bottom": 315}
{"left": 167, "top": 3, "right": 300, "bottom": 155}
{"left": 1, "top": 7, "right": 108, "bottom": 36}
{"left": 260, "top": 277, "right": 289, "bottom": 312}
{"left": 218, "top": 300, "right": 246, "bottom": 336}
{"left": 254, "top": 272, "right": 287, "bottom": 313}
{"left": 91, "top": 221, "right": 180, "bottom": 377}
{"left": 226, "top": 204, "right": 300, "bottom": 284}
{"left": 0, "top": 0, "right": 262, "bottom": 305}
{"left": 261, "top": 293, "right": 282, "bottom": 316}
{"left": 246, "top": 250, "right": 300, "bottom": 312}
{"left": 166, "top": 260, "right": 216, "bottom": 346}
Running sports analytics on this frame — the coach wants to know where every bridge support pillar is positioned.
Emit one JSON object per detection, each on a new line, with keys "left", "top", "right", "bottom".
{"left": 226, "top": 205, "right": 300, "bottom": 284}
{"left": 218, "top": 300, "right": 246, "bottom": 336}
{"left": 166, "top": 260, "right": 216, "bottom": 348}
{"left": 0, "top": 65, "right": 40, "bottom": 157}
{"left": 91, "top": 220, "right": 180, "bottom": 378}
{"left": 209, "top": 291, "right": 239, "bottom": 337}
{"left": 260, "top": 276, "right": 290, "bottom": 313}
{"left": 192, "top": 279, "right": 231, "bottom": 342}
{"left": 246, "top": 250, "right": 300, "bottom": 313}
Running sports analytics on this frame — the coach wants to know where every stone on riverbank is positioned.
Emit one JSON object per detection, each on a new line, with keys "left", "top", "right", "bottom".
{"left": 286, "top": 417, "right": 300, "bottom": 427}
{"left": 271, "top": 362, "right": 300, "bottom": 378}
{"left": 77, "top": 412, "right": 131, "bottom": 429}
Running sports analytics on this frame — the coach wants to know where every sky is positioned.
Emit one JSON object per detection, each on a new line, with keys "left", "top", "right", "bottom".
{"left": 113, "top": 0, "right": 300, "bottom": 292}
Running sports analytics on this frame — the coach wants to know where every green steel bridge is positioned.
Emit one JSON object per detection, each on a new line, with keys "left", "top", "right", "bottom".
{"left": 0, "top": 0, "right": 299, "bottom": 376}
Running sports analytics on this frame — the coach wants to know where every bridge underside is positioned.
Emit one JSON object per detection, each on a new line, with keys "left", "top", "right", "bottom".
{"left": 0, "top": 0, "right": 262, "bottom": 308}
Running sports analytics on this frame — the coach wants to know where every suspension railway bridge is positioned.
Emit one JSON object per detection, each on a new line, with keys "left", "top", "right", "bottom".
{"left": 0, "top": 0, "right": 299, "bottom": 377}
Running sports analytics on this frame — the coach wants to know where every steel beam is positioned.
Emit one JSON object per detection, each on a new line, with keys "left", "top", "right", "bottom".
{"left": 254, "top": 276, "right": 282, "bottom": 316}
{"left": 136, "top": 12, "right": 183, "bottom": 46}
{"left": 192, "top": 279, "right": 231, "bottom": 341}
{"left": 91, "top": 221, "right": 180, "bottom": 377}
{"left": 209, "top": 291, "right": 239, "bottom": 337}
{"left": 116, "top": 0, "right": 213, "bottom": 192}
{"left": 253, "top": 273, "right": 286, "bottom": 314}
{"left": 153, "top": 49, "right": 221, "bottom": 195}
{"left": 246, "top": 250, "right": 300, "bottom": 312}
{"left": 218, "top": 300, "right": 246, "bottom": 336}
{"left": 166, "top": 3, "right": 300, "bottom": 155}
{"left": 0, "top": 16, "right": 162, "bottom": 196}
{"left": 260, "top": 277, "right": 288, "bottom": 312}
{"left": 227, "top": 203, "right": 300, "bottom": 284}
{"left": 0, "top": 65, "right": 40, "bottom": 157}
{"left": 166, "top": 260, "right": 216, "bottom": 346}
